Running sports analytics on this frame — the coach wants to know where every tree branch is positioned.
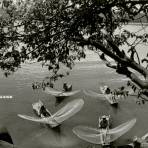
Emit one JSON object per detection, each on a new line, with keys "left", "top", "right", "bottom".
{"left": 127, "top": 71, "right": 148, "bottom": 89}
{"left": 107, "top": 39, "right": 148, "bottom": 77}
{"left": 73, "top": 37, "right": 148, "bottom": 81}
{"left": 107, "top": 37, "right": 125, "bottom": 58}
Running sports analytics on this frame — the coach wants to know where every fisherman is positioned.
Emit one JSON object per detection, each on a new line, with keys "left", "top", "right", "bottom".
{"left": 104, "top": 86, "right": 117, "bottom": 103}
{"left": 99, "top": 115, "right": 109, "bottom": 129}
{"left": 117, "top": 86, "right": 125, "bottom": 98}
{"left": 104, "top": 86, "right": 111, "bottom": 94}
{"left": 40, "top": 105, "right": 51, "bottom": 117}
{"left": 99, "top": 115, "right": 110, "bottom": 146}
{"left": 63, "top": 83, "right": 68, "bottom": 91}
{"left": 133, "top": 136, "right": 141, "bottom": 148}
{"left": 111, "top": 90, "right": 117, "bottom": 103}
{"left": 63, "top": 82, "right": 72, "bottom": 92}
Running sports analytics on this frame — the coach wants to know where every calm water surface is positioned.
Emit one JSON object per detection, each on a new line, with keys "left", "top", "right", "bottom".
{"left": 0, "top": 61, "right": 148, "bottom": 148}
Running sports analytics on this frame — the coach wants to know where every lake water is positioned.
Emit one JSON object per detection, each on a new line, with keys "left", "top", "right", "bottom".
{"left": 0, "top": 60, "right": 148, "bottom": 148}
{"left": 0, "top": 25, "right": 148, "bottom": 148}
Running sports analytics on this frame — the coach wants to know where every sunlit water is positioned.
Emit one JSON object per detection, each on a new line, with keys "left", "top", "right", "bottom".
{"left": 0, "top": 25, "right": 148, "bottom": 148}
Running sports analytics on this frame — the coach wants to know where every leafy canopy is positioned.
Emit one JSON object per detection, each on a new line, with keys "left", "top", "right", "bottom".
{"left": 1, "top": 0, "right": 148, "bottom": 100}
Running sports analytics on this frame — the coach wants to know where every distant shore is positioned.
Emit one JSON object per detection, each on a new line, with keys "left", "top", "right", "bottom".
{"left": 128, "top": 22, "right": 148, "bottom": 26}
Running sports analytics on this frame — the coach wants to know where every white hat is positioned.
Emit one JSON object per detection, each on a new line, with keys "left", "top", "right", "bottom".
{"left": 133, "top": 136, "right": 138, "bottom": 141}
{"left": 133, "top": 136, "right": 141, "bottom": 142}
{"left": 103, "top": 85, "right": 109, "bottom": 91}
{"left": 102, "top": 115, "right": 107, "bottom": 119}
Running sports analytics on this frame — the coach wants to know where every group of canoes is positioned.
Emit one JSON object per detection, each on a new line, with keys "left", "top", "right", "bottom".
{"left": 16, "top": 83, "right": 147, "bottom": 148}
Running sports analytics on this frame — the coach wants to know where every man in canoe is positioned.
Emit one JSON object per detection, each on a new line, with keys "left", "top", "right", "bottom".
{"left": 33, "top": 100, "right": 51, "bottom": 118}
{"left": 104, "top": 86, "right": 111, "bottom": 94}
{"left": 99, "top": 115, "right": 109, "bottom": 129}
{"left": 103, "top": 86, "right": 117, "bottom": 103}
{"left": 98, "top": 115, "right": 110, "bottom": 145}
{"left": 40, "top": 105, "right": 51, "bottom": 117}
{"left": 63, "top": 82, "right": 72, "bottom": 92}
{"left": 133, "top": 136, "right": 141, "bottom": 148}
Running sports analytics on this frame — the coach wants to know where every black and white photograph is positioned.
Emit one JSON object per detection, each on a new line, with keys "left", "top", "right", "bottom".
{"left": 0, "top": 0, "right": 148, "bottom": 148}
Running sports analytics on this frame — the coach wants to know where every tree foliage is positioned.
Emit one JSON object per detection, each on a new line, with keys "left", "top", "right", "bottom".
{"left": 1, "top": 0, "right": 148, "bottom": 100}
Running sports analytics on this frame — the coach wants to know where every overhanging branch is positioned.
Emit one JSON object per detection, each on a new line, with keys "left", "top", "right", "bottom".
{"left": 106, "top": 39, "right": 148, "bottom": 77}
{"left": 72, "top": 37, "right": 148, "bottom": 83}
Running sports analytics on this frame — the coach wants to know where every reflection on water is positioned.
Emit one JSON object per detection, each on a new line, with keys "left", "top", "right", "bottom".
{"left": 52, "top": 125, "right": 61, "bottom": 134}
{"left": 19, "top": 125, "right": 79, "bottom": 148}
{"left": 0, "top": 48, "right": 148, "bottom": 147}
